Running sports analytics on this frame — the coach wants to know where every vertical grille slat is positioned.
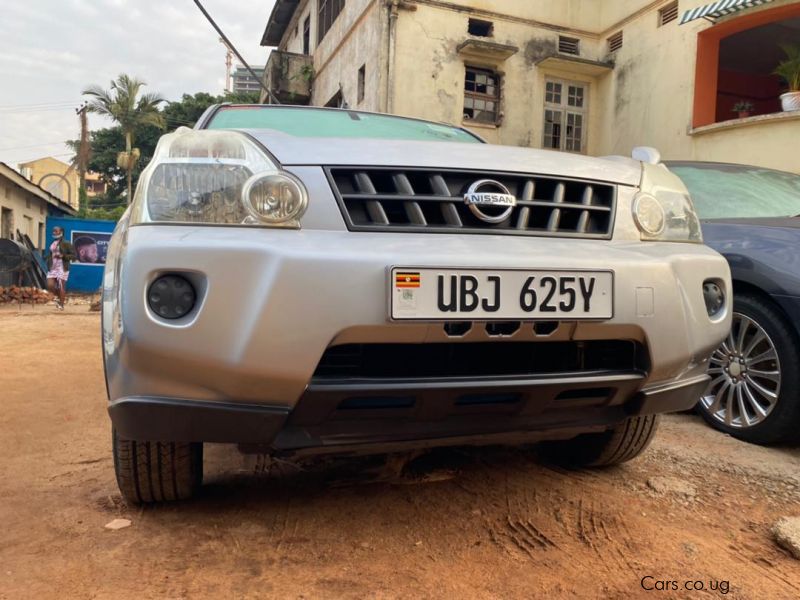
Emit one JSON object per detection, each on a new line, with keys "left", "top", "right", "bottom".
{"left": 516, "top": 180, "right": 535, "bottom": 230}
{"left": 430, "top": 174, "right": 463, "bottom": 227}
{"left": 577, "top": 185, "right": 594, "bottom": 233}
{"left": 329, "top": 168, "right": 616, "bottom": 239}
{"left": 546, "top": 183, "right": 565, "bottom": 232}
{"left": 354, "top": 172, "right": 389, "bottom": 225}
{"left": 393, "top": 173, "right": 427, "bottom": 226}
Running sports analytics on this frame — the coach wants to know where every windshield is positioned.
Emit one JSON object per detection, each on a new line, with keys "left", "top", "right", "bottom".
{"left": 669, "top": 163, "right": 800, "bottom": 219}
{"left": 206, "top": 106, "right": 482, "bottom": 144}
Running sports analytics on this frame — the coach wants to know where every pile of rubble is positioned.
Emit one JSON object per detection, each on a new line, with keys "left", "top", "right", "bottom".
{"left": 0, "top": 286, "right": 53, "bottom": 305}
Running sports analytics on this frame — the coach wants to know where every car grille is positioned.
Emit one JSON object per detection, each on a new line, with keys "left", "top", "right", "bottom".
{"left": 312, "top": 340, "right": 647, "bottom": 381}
{"left": 325, "top": 167, "right": 617, "bottom": 238}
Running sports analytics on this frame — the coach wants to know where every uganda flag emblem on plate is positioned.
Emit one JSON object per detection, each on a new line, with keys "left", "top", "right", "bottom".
{"left": 395, "top": 271, "right": 421, "bottom": 288}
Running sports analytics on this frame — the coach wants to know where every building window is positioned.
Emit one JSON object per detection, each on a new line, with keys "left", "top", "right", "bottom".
{"left": 318, "top": 0, "right": 345, "bottom": 44}
{"left": 468, "top": 18, "right": 493, "bottom": 37}
{"left": 608, "top": 31, "right": 623, "bottom": 53}
{"left": 1, "top": 207, "right": 12, "bottom": 239}
{"left": 357, "top": 64, "right": 366, "bottom": 104}
{"left": 303, "top": 16, "right": 310, "bottom": 55}
{"left": 26, "top": 199, "right": 31, "bottom": 209}
{"left": 658, "top": 2, "right": 679, "bottom": 27}
{"left": 543, "top": 78, "right": 587, "bottom": 153}
{"left": 463, "top": 67, "right": 500, "bottom": 124}
{"left": 558, "top": 36, "right": 580, "bottom": 56}
{"left": 693, "top": 5, "right": 800, "bottom": 127}
{"left": 23, "top": 215, "right": 33, "bottom": 238}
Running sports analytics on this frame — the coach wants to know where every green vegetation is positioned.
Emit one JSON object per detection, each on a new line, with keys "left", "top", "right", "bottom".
{"left": 83, "top": 75, "right": 166, "bottom": 205}
{"left": 72, "top": 77, "right": 259, "bottom": 221}
{"left": 775, "top": 43, "right": 800, "bottom": 92}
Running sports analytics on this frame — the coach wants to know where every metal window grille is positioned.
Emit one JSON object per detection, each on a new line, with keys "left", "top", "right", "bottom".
{"left": 464, "top": 67, "right": 500, "bottom": 124}
{"left": 558, "top": 36, "right": 580, "bottom": 55}
{"left": 659, "top": 1, "right": 679, "bottom": 26}
{"left": 608, "top": 31, "right": 623, "bottom": 52}
{"left": 318, "top": 0, "right": 345, "bottom": 43}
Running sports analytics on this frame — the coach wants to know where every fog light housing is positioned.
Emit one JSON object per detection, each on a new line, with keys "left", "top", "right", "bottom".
{"left": 147, "top": 274, "right": 196, "bottom": 320}
{"left": 703, "top": 280, "right": 725, "bottom": 317}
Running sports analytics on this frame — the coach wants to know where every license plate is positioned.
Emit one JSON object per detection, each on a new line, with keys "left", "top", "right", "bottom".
{"left": 390, "top": 268, "right": 613, "bottom": 320}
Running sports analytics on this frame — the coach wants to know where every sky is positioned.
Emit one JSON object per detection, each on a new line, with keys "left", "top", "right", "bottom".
{"left": 0, "top": 0, "right": 276, "bottom": 168}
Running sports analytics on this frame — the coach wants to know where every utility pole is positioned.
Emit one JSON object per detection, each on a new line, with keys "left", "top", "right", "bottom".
{"left": 220, "top": 37, "right": 233, "bottom": 93}
{"left": 75, "top": 103, "right": 89, "bottom": 214}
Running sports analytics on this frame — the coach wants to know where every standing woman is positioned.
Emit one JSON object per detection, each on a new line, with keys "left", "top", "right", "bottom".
{"left": 44, "top": 226, "right": 75, "bottom": 310}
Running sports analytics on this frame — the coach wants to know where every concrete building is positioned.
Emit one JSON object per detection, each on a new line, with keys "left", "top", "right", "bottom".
{"left": 232, "top": 65, "right": 266, "bottom": 94}
{"left": 0, "top": 162, "right": 77, "bottom": 250}
{"left": 261, "top": 0, "right": 800, "bottom": 173}
{"left": 17, "top": 156, "right": 107, "bottom": 211}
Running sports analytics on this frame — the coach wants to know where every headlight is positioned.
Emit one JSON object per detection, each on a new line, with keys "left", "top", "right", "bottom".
{"left": 632, "top": 190, "right": 702, "bottom": 243}
{"left": 130, "top": 128, "right": 308, "bottom": 228}
{"left": 242, "top": 172, "right": 308, "bottom": 225}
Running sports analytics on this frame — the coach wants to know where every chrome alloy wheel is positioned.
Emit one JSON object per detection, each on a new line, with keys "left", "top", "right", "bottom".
{"left": 701, "top": 312, "right": 781, "bottom": 428}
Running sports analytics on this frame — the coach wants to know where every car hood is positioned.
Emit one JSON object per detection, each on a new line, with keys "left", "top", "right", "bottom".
{"left": 243, "top": 131, "right": 642, "bottom": 186}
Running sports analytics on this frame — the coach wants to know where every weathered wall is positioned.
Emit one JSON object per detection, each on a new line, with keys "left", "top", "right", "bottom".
{"left": 594, "top": 0, "right": 800, "bottom": 173}
{"left": 0, "top": 179, "right": 48, "bottom": 249}
{"left": 390, "top": 1, "right": 609, "bottom": 152}
{"left": 278, "top": 0, "right": 384, "bottom": 111}
{"left": 281, "top": 0, "right": 314, "bottom": 54}
{"left": 269, "top": 0, "right": 800, "bottom": 173}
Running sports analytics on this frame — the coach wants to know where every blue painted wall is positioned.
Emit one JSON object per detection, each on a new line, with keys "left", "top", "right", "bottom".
{"left": 45, "top": 216, "right": 116, "bottom": 292}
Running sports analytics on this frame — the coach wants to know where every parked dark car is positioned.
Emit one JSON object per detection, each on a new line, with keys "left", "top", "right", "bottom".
{"left": 667, "top": 161, "right": 800, "bottom": 444}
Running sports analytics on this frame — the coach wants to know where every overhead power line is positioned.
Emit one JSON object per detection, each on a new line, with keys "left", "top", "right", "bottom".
{"left": 0, "top": 100, "right": 78, "bottom": 110}
{"left": 0, "top": 106, "right": 77, "bottom": 115}
{"left": 0, "top": 141, "right": 70, "bottom": 153}
{"left": 191, "top": 0, "right": 280, "bottom": 104}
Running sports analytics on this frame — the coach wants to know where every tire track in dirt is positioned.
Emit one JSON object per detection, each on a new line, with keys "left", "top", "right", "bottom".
{"left": 482, "top": 457, "right": 638, "bottom": 582}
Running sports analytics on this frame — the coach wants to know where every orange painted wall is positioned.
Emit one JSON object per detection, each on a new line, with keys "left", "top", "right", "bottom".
{"left": 693, "top": 3, "right": 800, "bottom": 128}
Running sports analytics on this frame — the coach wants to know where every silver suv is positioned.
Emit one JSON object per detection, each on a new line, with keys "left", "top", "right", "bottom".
{"left": 103, "top": 105, "right": 731, "bottom": 503}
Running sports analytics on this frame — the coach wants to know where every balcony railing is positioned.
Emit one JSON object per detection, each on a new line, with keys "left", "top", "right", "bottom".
{"left": 262, "top": 50, "right": 313, "bottom": 105}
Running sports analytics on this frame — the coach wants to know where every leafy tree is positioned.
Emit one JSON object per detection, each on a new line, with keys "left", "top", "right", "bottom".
{"left": 72, "top": 88, "right": 259, "bottom": 221}
{"left": 83, "top": 74, "right": 166, "bottom": 203}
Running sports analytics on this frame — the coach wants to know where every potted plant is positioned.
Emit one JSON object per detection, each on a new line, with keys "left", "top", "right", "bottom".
{"left": 775, "top": 43, "right": 800, "bottom": 112}
{"left": 732, "top": 100, "right": 754, "bottom": 119}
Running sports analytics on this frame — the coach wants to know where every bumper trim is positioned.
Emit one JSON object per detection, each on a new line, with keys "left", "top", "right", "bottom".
{"left": 631, "top": 374, "right": 710, "bottom": 416}
{"left": 107, "top": 373, "right": 710, "bottom": 447}
{"left": 108, "top": 397, "right": 289, "bottom": 443}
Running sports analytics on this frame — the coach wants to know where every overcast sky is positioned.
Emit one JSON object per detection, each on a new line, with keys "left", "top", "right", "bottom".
{"left": 0, "top": 0, "right": 275, "bottom": 168}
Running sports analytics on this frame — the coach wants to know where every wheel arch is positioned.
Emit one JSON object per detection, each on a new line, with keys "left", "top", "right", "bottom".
{"left": 731, "top": 279, "right": 800, "bottom": 343}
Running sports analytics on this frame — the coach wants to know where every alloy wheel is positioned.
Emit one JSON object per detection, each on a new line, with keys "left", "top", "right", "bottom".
{"left": 701, "top": 312, "right": 781, "bottom": 428}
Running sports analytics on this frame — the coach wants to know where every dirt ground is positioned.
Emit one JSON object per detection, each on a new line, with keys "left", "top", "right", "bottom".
{"left": 1, "top": 305, "right": 800, "bottom": 599}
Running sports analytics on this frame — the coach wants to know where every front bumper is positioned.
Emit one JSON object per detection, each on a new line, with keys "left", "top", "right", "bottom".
{"left": 109, "top": 374, "right": 710, "bottom": 452}
{"left": 104, "top": 225, "right": 730, "bottom": 446}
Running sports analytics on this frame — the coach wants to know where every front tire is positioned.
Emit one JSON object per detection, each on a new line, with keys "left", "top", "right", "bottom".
{"left": 538, "top": 415, "right": 659, "bottom": 467}
{"left": 112, "top": 429, "right": 203, "bottom": 504}
{"left": 699, "top": 293, "right": 800, "bottom": 444}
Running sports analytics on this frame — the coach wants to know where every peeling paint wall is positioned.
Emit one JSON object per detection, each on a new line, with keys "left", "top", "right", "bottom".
{"left": 390, "top": 2, "right": 609, "bottom": 151}
{"left": 278, "top": 0, "right": 384, "bottom": 111}
{"left": 269, "top": 0, "right": 800, "bottom": 172}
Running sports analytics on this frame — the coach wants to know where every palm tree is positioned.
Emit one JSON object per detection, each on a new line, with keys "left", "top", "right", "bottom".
{"left": 82, "top": 74, "right": 165, "bottom": 203}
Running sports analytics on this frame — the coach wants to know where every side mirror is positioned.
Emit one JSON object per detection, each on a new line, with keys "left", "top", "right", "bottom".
{"left": 632, "top": 146, "right": 661, "bottom": 165}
